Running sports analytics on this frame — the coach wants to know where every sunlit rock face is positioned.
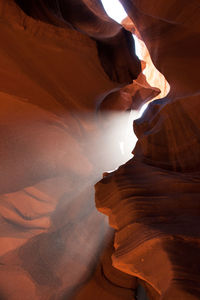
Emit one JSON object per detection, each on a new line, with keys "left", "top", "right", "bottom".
{"left": 96, "top": 0, "right": 200, "bottom": 299}
{"left": 1, "top": 0, "right": 200, "bottom": 299}
{"left": 122, "top": 17, "right": 170, "bottom": 101}
{"left": 0, "top": 1, "right": 142, "bottom": 299}
{"left": 120, "top": 0, "right": 200, "bottom": 98}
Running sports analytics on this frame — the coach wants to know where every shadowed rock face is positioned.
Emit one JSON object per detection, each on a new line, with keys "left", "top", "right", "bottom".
{"left": 14, "top": 0, "right": 141, "bottom": 84}
{"left": 119, "top": 0, "right": 200, "bottom": 98}
{"left": 0, "top": 0, "right": 143, "bottom": 299}
{"left": 1, "top": 0, "right": 200, "bottom": 299}
{"left": 95, "top": 0, "right": 200, "bottom": 299}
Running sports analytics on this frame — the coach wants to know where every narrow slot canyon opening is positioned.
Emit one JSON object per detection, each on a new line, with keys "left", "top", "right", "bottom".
{"left": 99, "top": 0, "right": 171, "bottom": 298}
{"left": 1, "top": 2, "right": 199, "bottom": 300}
{"left": 100, "top": 0, "right": 170, "bottom": 168}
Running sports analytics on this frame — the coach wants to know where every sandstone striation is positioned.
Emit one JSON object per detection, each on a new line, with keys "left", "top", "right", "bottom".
{"left": 0, "top": 0, "right": 141, "bottom": 298}
{"left": 1, "top": 0, "right": 200, "bottom": 299}
{"left": 95, "top": 0, "right": 200, "bottom": 299}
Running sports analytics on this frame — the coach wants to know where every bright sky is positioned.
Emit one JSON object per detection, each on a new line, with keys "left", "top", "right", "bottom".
{"left": 101, "top": 0, "right": 127, "bottom": 23}
{"left": 101, "top": 0, "right": 152, "bottom": 160}
{"left": 101, "top": 0, "right": 169, "bottom": 160}
{"left": 101, "top": 0, "right": 142, "bottom": 59}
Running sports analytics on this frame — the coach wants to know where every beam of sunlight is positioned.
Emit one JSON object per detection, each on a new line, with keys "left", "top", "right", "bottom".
{"left": 101, "top": 0, "right": 127, "bottom": 23}
{"left": 100, "top": 1, "right": 147, "bottom": 164}
{"left": 138, "top": 103, "right": 148, "bottom": 118}
{"left": 101, "top": 0, "right": 170, "bottom": 164}
{"left": 119, "top": 141, "right": 125, "bottom": 155}
{"left": 97, "top": 111, "right": 138, "bottom": 167}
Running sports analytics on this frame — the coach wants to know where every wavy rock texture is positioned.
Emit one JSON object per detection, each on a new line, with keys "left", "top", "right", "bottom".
{"left": 96, "top": 158, "right": 200, "bottom": 299}
{"left": 14, "top": 0, "right": 141, "bottom": 84}
{"left": 99, "top": 79, "right": 160, "bottom": 113}
{"left": 0, "top": 1, "right": 142, "bottom": 299}
{"left": 120, "top": 0, "right": 200, "bottom": 98}
{"left": 134, "top": 95, "right": 200, "bottom": 172}
{"left": 96, "top": 0, "right": 200, "bottom": 299}
{"left": 122, "top": 17, "right": 170, "bottom": 101}
{"left": 1, "top": 0, "right": 200, "bottom": 299}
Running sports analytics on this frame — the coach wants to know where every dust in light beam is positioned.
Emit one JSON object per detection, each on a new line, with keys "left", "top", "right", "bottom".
{"left": 100, "top": 0, "right": 147, "bottom": 161}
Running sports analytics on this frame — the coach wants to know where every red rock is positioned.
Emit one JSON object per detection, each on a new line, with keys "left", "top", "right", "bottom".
{"left": 2, "top": 0, "right": 200, "bottom": 299}
{"left": 14, "top": 0, "right": 141, "bottom": 84}
{"left": 0, "top": 1, "right": 141, "bottom": 298}
{"left": 96, "top": 158, "right": 200, "bottom": 299}
{"left": 120, "top": 0, "right": 200, "bottom": 97}
{"left": 95, "top": 1, "right": 200, "bottom": 299}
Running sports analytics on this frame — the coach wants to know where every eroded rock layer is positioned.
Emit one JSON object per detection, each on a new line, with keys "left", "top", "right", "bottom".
{"left": 96, "top": 149, "right": 200, "bottom": 299}
{"left": 0, "top": 0, "right": 142, "bottom": 299}
{"left": 14, "top": 0, "right": 141, "bottom": 84}
{"left": 119, "top": 0, "right": 200, "bottom": 98}
{"left": 96, "top": 0, "right": 200, "bottom": 299}
{"left": 1, "top": 0, "right": 200, "bottom": 299}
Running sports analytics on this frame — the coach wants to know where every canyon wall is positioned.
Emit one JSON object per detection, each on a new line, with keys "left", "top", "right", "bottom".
{"left": 0, "top": 1, "right": 145, "bottom": 299}
{"left": 0, "top": 0, "right": 199, "bottom": 299}
{"left": 96, "top": 0, "right": 200, "bottom": 299}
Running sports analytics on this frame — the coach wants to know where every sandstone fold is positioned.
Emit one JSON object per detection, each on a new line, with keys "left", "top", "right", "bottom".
{"left": 0, "top": 0, "right": 141, "bottom": 298}
{"left": 14, "top": 0, "right": 141, "bottom": 84}
{"left": 119, "top": 0, "right": 200, "bottom": 97}
{"left": 95, "top": 1, "right": 200, "bottom": 299}
{"left": 95, "top": 157, "right": 200, "bottom": 299}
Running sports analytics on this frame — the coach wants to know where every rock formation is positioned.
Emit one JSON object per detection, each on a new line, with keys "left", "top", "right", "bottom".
{"left": 0, "top": 0, "right": 145, "bottom": 299}
{"left": 1, "top": 0, "right": 200, "bottom": 299}
{"left": 96, "top": 0, "right": 200, "bottom": 299}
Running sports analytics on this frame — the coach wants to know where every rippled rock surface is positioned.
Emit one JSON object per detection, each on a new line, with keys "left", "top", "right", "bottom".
{"left": 0, "top": 1, "right": 141, "bottom": 299}
{"left": 96, "top": 0, "right": 200, "bottom": 299}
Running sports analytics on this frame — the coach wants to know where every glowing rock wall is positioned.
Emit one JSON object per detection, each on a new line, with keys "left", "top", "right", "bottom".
{"left": 0, "top": 0, "right": 142, "bottom": 299}
{"left": 1, "top": 0, "right": 200, "bottom": 299}
{"left": 96, "top": 0, "right": 200, "bottom": 299}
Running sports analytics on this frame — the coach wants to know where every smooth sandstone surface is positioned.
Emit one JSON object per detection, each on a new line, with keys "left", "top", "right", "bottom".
{"left": 1, "top": 0, "right": 200, "bottom": 299}
{"left": 96, "top": 0, "right": 200, "bottom": 299}
{"left": 0, "top": 1, "right": 142, "bottom": 299}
